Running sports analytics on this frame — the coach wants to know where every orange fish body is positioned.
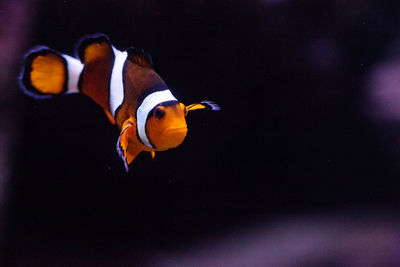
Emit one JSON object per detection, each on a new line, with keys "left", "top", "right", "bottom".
{"left": 20, "top": 33, "right": 220, "bottom": 171}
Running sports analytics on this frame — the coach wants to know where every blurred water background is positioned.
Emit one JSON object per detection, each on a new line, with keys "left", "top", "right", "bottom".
{"left": 2, "top": 0, "right": 400, "bottom": 265}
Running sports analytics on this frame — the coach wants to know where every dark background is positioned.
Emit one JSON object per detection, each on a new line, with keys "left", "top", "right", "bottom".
{"left": 4, "top": 0, "right": 400, "bottom": 265}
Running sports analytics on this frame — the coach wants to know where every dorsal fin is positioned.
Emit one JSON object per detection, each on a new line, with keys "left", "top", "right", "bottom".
{"left": 126, "top": 46, "right": 153, "bottom": 68}
{"left": 76, "top": 33, "right": 115, "bottom": 114}
{"left": 77, "top": 33, "right": 113, "bottom": 63}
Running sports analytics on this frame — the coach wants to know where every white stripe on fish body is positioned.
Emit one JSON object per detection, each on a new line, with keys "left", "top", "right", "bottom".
{"left": 136, "top": 89, "right": 178, "bottom": 148}
{"left": 109, "top": 46, "right": 128, "bottom": 117}
{"left": 62, "top": 54, "right": 83, "bottom": 94}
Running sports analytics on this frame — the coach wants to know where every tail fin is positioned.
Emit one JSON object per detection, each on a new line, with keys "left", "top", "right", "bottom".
{"left": 20, "top": 46, "right": 83, "bottom": 98}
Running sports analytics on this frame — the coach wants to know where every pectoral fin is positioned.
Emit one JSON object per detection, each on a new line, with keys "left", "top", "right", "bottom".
{"left": 116, "top": 118, "right": 141, "bottom": 171}
{"left": 186, "top": 100, "right": 220, "bottom": 112}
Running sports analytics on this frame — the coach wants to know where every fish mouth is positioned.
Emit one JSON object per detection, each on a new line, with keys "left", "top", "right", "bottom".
{"left": 157, "top": 126, "right": 187, "bottom": 150}
{"left": 163, "top": 126, "right": 188, "bottom": 136}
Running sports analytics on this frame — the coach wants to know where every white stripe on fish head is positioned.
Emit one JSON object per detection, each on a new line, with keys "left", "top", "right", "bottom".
{"left": 136, "top": 90, "right": 178, "bottom": 148}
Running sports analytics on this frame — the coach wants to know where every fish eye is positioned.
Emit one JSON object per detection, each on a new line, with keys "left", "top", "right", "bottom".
{"left": 154, "top": 106, "right": 165, "bottom": 119}
{"left": 180, "top": 103, "right": 188, "bottom": 116}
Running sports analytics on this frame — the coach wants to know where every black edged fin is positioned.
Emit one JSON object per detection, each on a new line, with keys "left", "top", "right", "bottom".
{"left": 198, "top": 100, "right": 221, "bottom": 111}
{"left": 186, "top": 100, "right": 221, "bottom": 112}
{"left": 76, "top": 33, "right": 112, "bottom": 63}
{"left": 19, "top": 45, "right": 68, "bottom": 99}
{"left": 126, "top": 46, "right": 153, "bottom": 68}
{"left": 116, "top": 129, "right": 129, "bottom": 172}
{"left": 116, "top": 118, "right": 141, "bottom": 172}
{"left": 76, "top": 33, "right": 116, "bottom": 111}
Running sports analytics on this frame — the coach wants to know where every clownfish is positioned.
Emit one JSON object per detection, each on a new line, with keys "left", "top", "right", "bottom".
{"left": 20, "top": 33, "right": 220, "bottom": 171}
